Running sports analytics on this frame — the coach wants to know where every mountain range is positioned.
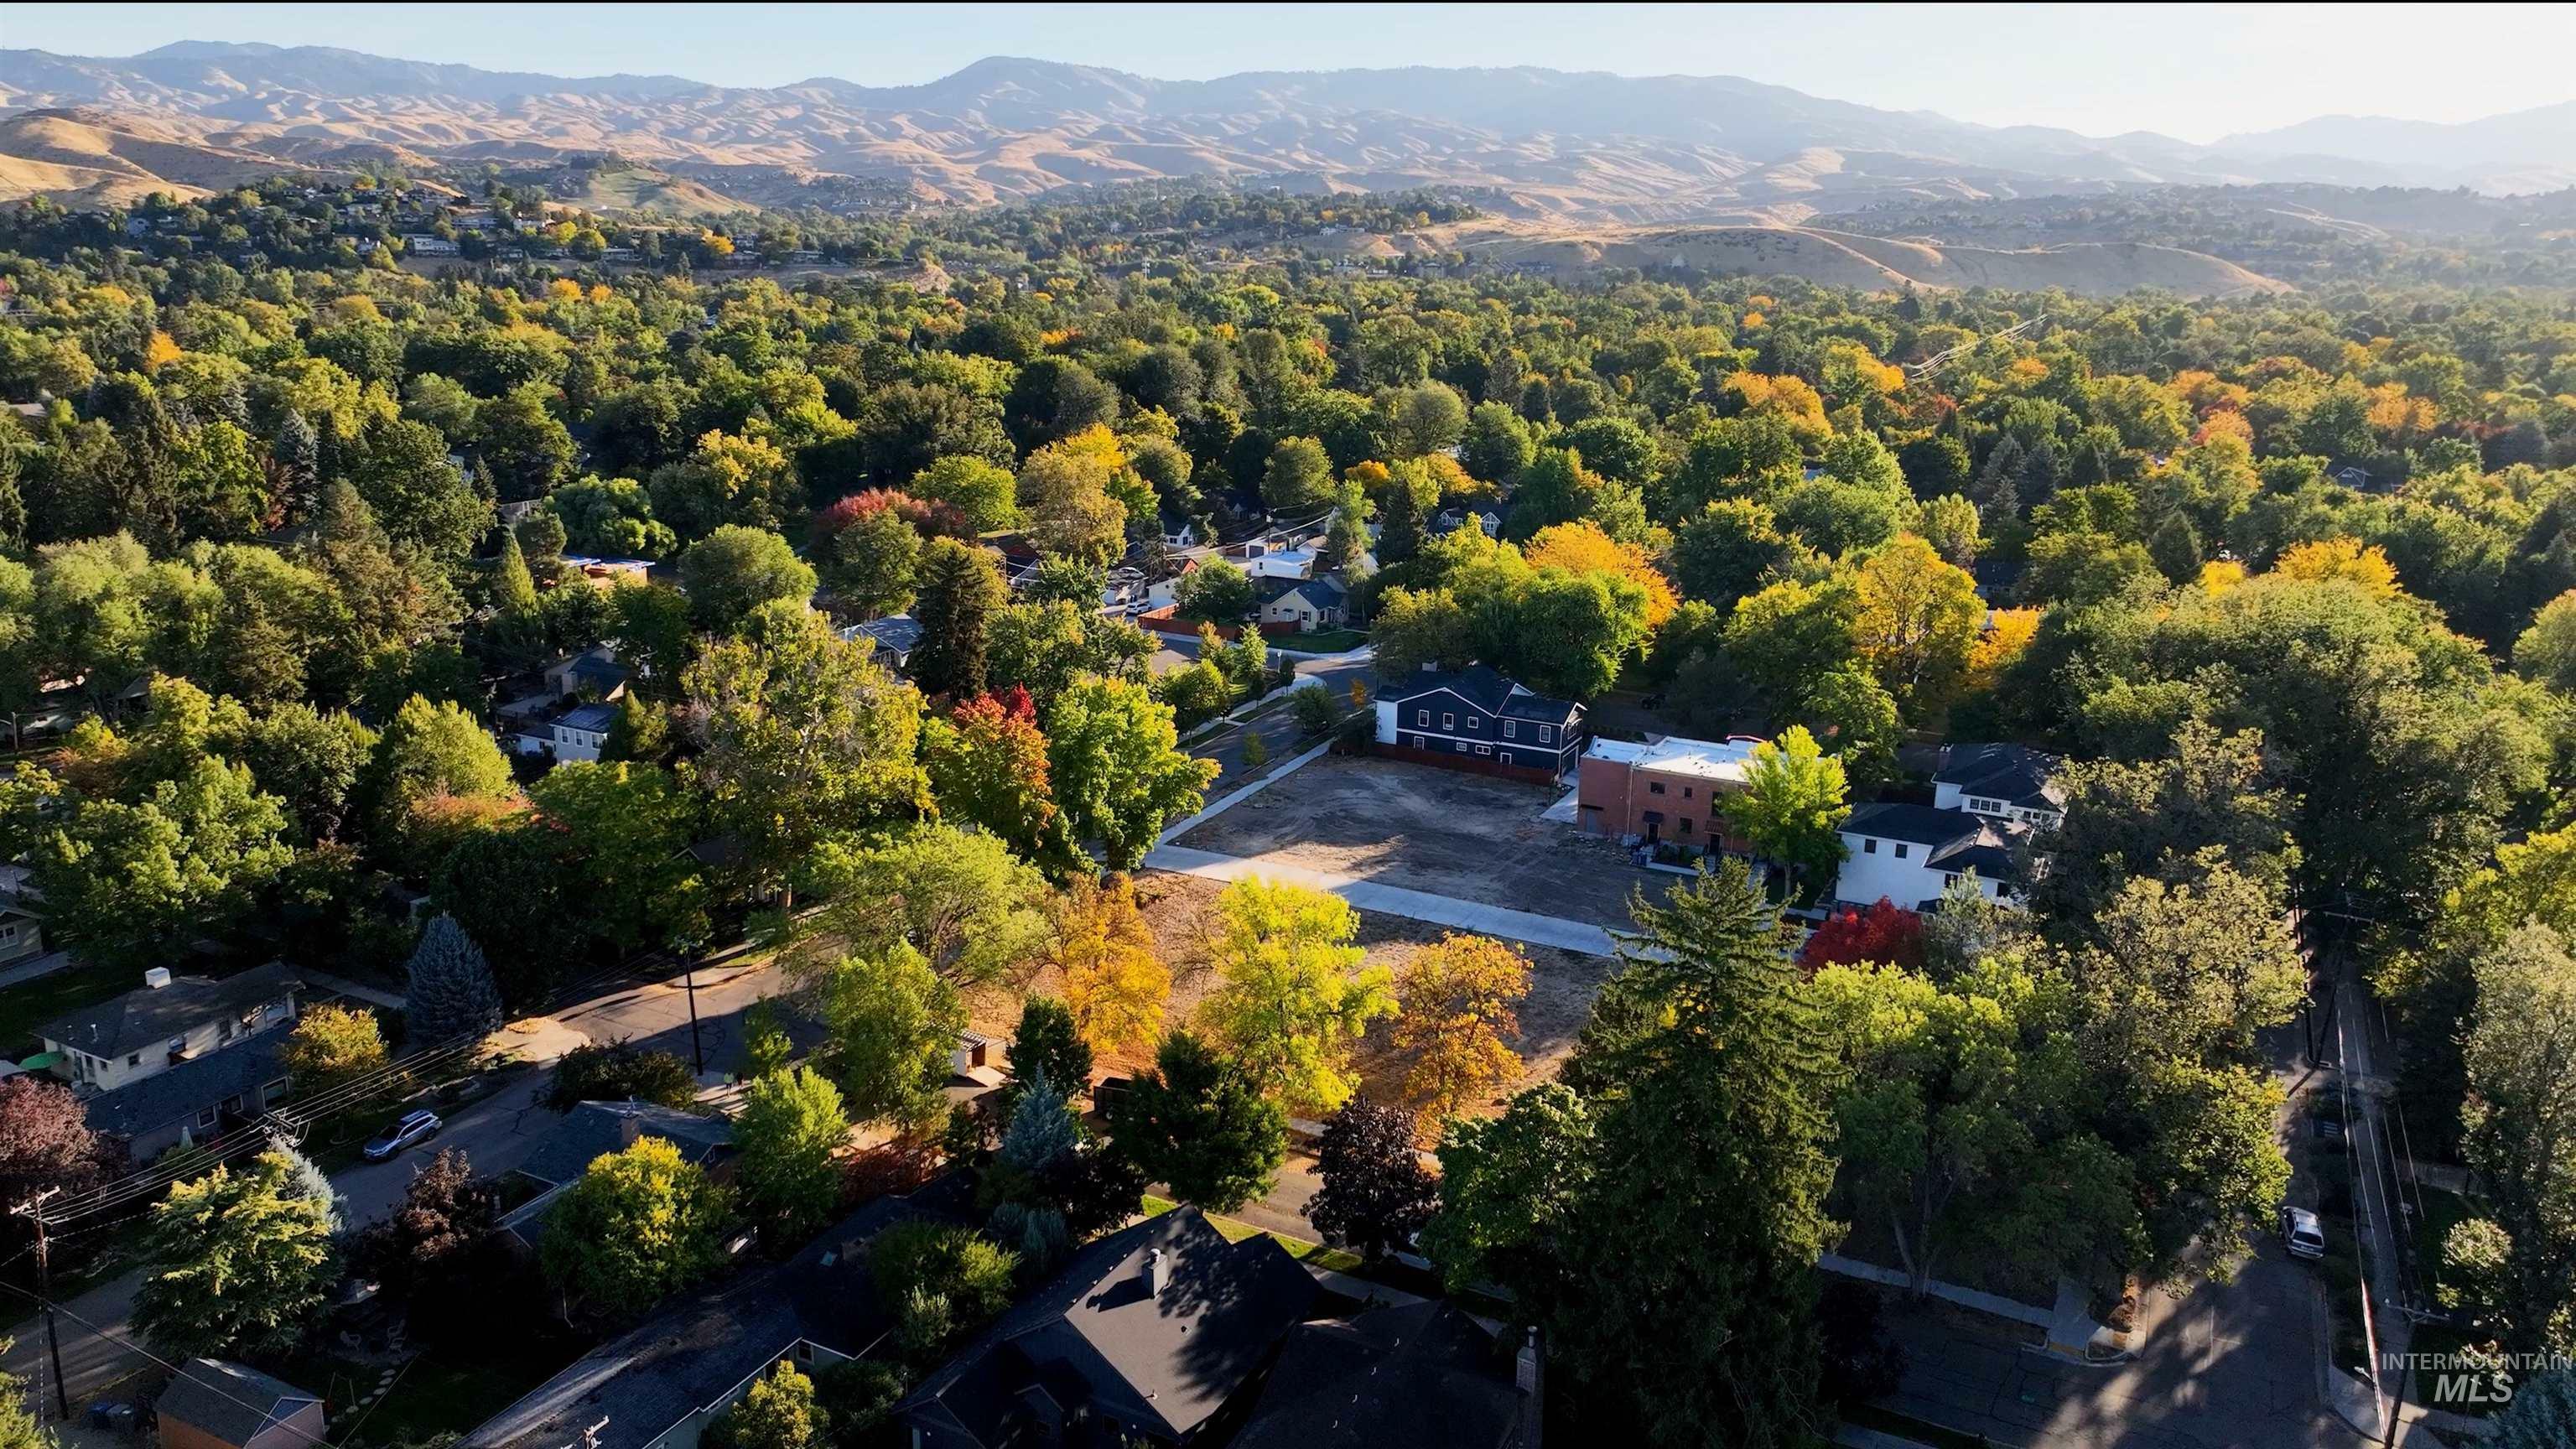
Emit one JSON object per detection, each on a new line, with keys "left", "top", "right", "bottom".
{"left": 0, "top": 42, "right": 2568, "bottom": 228}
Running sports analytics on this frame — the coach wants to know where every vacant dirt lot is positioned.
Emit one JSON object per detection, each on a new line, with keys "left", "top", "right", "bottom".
{"left": 1166, "top": 754, "right": 1675, "bottom": 931}
{"left": 971, "top": 870, "right": 1618, "bottom": 1118}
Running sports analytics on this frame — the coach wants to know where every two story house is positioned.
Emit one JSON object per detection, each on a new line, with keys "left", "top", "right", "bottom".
{"left": 1374, "top": 666, "right": 1586, "bottom": 779}
{"left": 40, "top": 963, "right": 304, "bottom": 1159}
{"left": 1576, "top": 734, "right": 1761, "bottom": 853}
{"left": 1834, "top": 802, "right": 2024, "bottom": 912}
{"left": 1933, "top": 743, "right": 2064, "bottom": 830}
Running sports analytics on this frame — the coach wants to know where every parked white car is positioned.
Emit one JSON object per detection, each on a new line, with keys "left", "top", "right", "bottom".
{"left": 2281, "top": 1205, "right": 2326, "bottom": 1259}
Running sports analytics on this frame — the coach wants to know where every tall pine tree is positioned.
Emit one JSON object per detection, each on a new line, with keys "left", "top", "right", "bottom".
{"left": 911, "top": 537, "right": 1005, "bottom": 699}
{"left": 407, "top": 913, "right": 506, "bottom": 1041}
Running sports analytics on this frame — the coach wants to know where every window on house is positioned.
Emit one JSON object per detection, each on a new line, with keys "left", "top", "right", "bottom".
{"left": 1683, "top": 786, "right": 1694, "bottom": 799}
{"left": 126, "top": 1053, "right": 141, "bottom": 1068}
{"left": 1416, "top": 709, "right": 1430, "bottom": 727}
{"left": 1680, "top": 818, "right": 1694, "bottom": 835}
{"left": 1649, "top": 782, "right": 1665, "bottom": 795}
{"left": 1466, "top": 716, "right": 1480, "bottom": 730}
{"left": 1456, "top": 739, "right": 1470, "bottom": 753}
{"left": 222, "top": 1094, "right": 244, "bottom": 1114}
{"left": 1504, "top": 721, "right": 1518, "bottom": 739}
{"left": 196, "top": 1108, "right": 218, "bottom": 1130}
{"left": 1894, "top": 843, "right": 1909, "bottom": 859}
{"left": 1862, "top": 839, "right": 1877, "bottom": 854}
{"left": 1442, "top": 713, "right": 1455, "bottom": 730}
{"left": 1476, "top": 745, "right": 1492, "bottom": 756}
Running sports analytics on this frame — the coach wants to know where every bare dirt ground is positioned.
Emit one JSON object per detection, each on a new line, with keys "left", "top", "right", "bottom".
{"left": 1166, "top": 754, "right": 1677, "bottom": 932}
{"left": 970, "top": 870, "right": 1620, "bottom": 1119}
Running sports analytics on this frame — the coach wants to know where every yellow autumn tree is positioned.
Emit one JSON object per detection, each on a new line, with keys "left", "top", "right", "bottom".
{"left": 1054, "top": 874, "right": 1171, "bottom": 1062}
{"left": 1961, "top": 607, "right": 2040, "bottom": 697}
{"left": 141, "top": 330, "right": 183, "bottom": 371}
{"left": 1722, "top": 372, "right": 1831, "bottom": 443}
{"left": 1391, "top": 933, "right": 1530, "bottom": 1122}
{"left": 1851, "top": 535, "right": 1984, "bottom": 707}
{"left": 2198, "top": 560, "right": 2250, "bottom": 595}
{"left": 1524, "top": 520, "right": 1679, "bottom": 627}
{"left": 2275, "top": 538, "right": 2399, "bottom": 599}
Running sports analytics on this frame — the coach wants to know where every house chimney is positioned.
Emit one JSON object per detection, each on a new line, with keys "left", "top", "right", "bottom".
{"left": 143, "top": 967, "right": 173, "bottom": 990}
{"left": 1142, "top": 1248, "right": 1165, "bottom": 1298}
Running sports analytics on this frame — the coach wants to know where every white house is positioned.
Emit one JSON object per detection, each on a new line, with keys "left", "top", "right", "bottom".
{"left": 402, "top": 234, "right": 461, "bottom": 256}
{"left": 1834, "top": 803, "right": 2024, "bottom": 911}
{"left": 509, "top": 702, "right": 616, "bottom": 765}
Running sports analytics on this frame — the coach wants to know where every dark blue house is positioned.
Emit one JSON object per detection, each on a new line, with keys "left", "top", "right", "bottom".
{"left": 1373, "top": 665, "right": 1586, "bottom": 777}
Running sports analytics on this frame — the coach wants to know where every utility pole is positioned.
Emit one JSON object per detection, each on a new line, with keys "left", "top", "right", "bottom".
{"left": 11, "top": 1188, "right": 68, "bottom": 1422}
{"left": 682, "top": 963, "right": 705, "bottom": 1075}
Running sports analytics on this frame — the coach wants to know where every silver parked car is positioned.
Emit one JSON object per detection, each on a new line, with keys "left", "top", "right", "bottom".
{"left": 2281, "top": 1204, "right": 2326, "bottom": 1259}
{"left": 361, "top": 1109, "right": 443, "bottom": 1162}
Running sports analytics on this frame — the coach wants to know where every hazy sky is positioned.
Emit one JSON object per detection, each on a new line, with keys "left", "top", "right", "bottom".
{"left": 9, "top": 3, "right": 2572, "bottom": 145}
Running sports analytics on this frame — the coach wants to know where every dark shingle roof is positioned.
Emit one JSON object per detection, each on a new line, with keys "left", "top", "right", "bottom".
{"left": 81, "top": 1038, "right": 287, "bottom": 1141}
{"left": 1233, "top": 1301, "right": 1524, "bottom": 1449}
{"left": 1383, "top": 665, "right": 1581, "bottom": 724}
{"left": 1935, "top": 743, "right": 2063, "bottom": 812}
{"left": 515, "top": 1101, "right": 735, "bottom": 1188}
{"left": 156, "top": 1358, "right": 321, "bottom": 1445}
{"left": 901, "top": 1208, "right": 1318, "bottom": 1447}
{"left": 39, "top": 961, "right": 302, "bottom": 1060}
{"left": 1841, "top": 802, "right": 1989, "bottom": 850}
{"left": 467, "top": 1195, "right": 927, "bottom": 1449}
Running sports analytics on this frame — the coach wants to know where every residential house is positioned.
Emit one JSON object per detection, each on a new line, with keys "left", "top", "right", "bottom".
{"left": 1232, "top": 1303, "right": 1541, "bottom": 1449}
{"left": 542, "top": 646, "right": 631, "bottom": 702}
{"left": 498, "top": 1100, "right": 736, "bottom": 1247}
{"left": 468, "top": 1194, "right": 928, "bottom": 1449}
{"left": 39, "top": 963, "right": 304, "bottom": 1158}
{"left": 839, "top": 615, "right": 923, "bottom": 673}
{"left": 1158, "top": 511, "right": 1200, "bottom": 548}
{"left": 897, "top": 1208, "right": 1319, "bottom": 1449}
{"left": 1374, "top": 666, "right": 1586, "bottom": 777}
{"left": 156, "top": 1359, "right": 325, "bottom": 1449}
{"left": 1835, "top": 802, "right": 2024, "bottom": 911}
{"left": 0, "top": 891, "right": 42, "bottom": 965}
{"left": 1575, "top": 735, "right": 1760, "bottom": 852}
{"left": 1932, "top": 742, "right": 2064, "bottom": 830}
{"left": 1255, "top": 575, "right": 1349, "bottom": 632}
{"left": 507, "top": 702, "right": 617, "bottom": 766}
{"left": 402, "top": 234, "right": 461, "bottom": 257}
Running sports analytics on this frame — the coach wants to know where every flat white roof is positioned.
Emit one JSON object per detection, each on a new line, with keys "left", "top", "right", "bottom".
{"left": 1586, "top": 734, "right": 1760, "bottom": 783}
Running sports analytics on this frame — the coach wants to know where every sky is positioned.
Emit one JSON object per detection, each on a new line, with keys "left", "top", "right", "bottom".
{"left": 8, "top": 2, "right": 2573, "bottom": 145}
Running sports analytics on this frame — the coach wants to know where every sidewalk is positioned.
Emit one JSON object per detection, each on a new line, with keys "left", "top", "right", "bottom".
{"left": 1142, "top": 843, "right": 1620, "bottom": 957}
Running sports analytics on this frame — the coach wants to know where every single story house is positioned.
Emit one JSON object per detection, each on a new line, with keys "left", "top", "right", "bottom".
{"left": 156, "top": 1359, "right": 324, "bottom": 1449}
{"left": 41, "top": 962, "right": 303, "bottom": 1098}
{"left": 80, "top": 1038, "right": 292, "bottom": 1161}
{"left": 1374, "top": 665, "right": 1586, "bottom": 777}
{"left": 897, "top": 1208, "right": 1319, "bottom": 1448}
{"left": 1255, "top": 575, "right": 1349, "bottom": 632}
{"left": 839, "top": 614, "right": 923, "bottom": 673}
{"left": 1232, "top": 1302, "right": 1541, "bottom": 1449}
{"left": 1835, "top": 802, "right": 2025, "bottom": 911}
{"left": 1933, "top": 742, "right": 2064, "bottom": 830}
{"left": 402, "top": 234, "right": 461, "bottom": 257}
{"left": 500, "top": 1100, "right": 737, "bottom": 1247}
{"left": 1575, "top": 735, "right": 1760, "bottom": 852}
{"left": 468, "top": 1194, "right": 927, "bottom": 1449}
{"left": 558, "top": 555, "right": 656, "bottom": 588}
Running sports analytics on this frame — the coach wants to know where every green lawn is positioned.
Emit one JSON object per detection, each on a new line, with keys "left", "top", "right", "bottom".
{"left": 299, "top": 1351, "right": 565, "bottom": 1446}
{"left": 0, "top": 958, "right": 139, "bottom": 1060}
{"left": 1275, "top": 629, "right": 1367, "bottom": 653}
{"left": 1140, "top": 1193, "right": 1363, "bottom": 1273}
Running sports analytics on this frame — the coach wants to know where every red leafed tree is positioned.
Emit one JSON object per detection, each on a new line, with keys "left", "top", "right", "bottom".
{"left": 927, "top": 688, "right": 1071, "bottom": 867}
{"left": 1801, "top": 898, "right": 1926, "bottom": 972}
{"left": 812, "top": 489, "right": 969, "bottom": 548}
{"left": 0, "top": 1076, "right": 117, "bottom": 1205}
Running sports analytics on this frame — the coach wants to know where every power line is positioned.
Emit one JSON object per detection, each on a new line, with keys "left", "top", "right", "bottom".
{"left": 0, "top": 1274, "right": 335, "bottom": 1442}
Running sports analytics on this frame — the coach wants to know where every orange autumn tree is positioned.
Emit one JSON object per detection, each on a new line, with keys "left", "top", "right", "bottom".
{"left": 1052, "top": 873, "right": 1171, "bottom": 1061}
{"left": 1391, "top": 932, "right": 1531, "bottom": 1123}
{"left": 1524, "top": 520, "right": 1679, "bottom": 627}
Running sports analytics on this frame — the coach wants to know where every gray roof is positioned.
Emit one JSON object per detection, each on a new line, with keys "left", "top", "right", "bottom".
{"left": 1383, "top": 665, "right": 1581, "bottom": 724}
{"left": 1935, "top": 743, "right": 2064, "bottom": 812}
{"left": 82, "top": 1037, "right": 288, "bottom": 1142}
{"left": 1841, "top": 802, "right": 1990, "bottom": 850}
{"left": 851, "top": 614, "right": 925, "bottom": 656}
{"left": 556, "top": 704, "right": 618, "bottom": 733}
{"left": 39, "top": 961, "right": 303, "bottom": 1059}
{"left": 900, "top": 1208, "right": 1318, "bottom": 1447}
{"left": 156, "top": 1358, "right": 321, "bottom": 1444}
{"left": 1258, "top": 575, "right": 1347, "bottom": 608}
{"left": 468, "top": 1194, "right": 926, "bottom": 1449}
{"left": 1233, "top": 1301, "right": 1525, "bottom": 1449}
{"left": 515, "top": 1100, "right": 735, "bottom": 1188}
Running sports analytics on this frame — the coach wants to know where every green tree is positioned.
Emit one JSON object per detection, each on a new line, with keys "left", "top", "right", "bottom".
{"left": 1109, "top": 1030, "right": 1288, "bottom": 1213}
{"left": 827, "top": 506, "right": 921, "bottom": 618}
{"left": 911, "top": 537, "right": 1006, "bottom": 699}
{"left": 735, "top": 1067, "right": 851, "bottom": 1240}
{"left": 717, "top": 1362, "right": 830, "bottom": 1449}
{"left": 1197, "top": 878, "right": 1398, "bottom": 1114}
{"left": 541, "top": 1135, "right": 735, "bottom": 1320}
{"left": 911, "top": 455, "right": 1019, "bottom": 533}
{"left": 680, "top": 526, "right": 819, "bottom": 634}
{"left": 2517, "top": 589, "right": 2576, "bottom": 693}
{"left": 134, "top": 1152, "right": 337, "bottom": 1358}
{"left": 818, "top": 943, "right": 963, "bottom": 1130}
{"left": 7, "top": 756, "right": 292, "bottom": 969}
{"left": 1727, "top": 725, "right": 1850, "bottom": 900}
{"left": 1420, "top": 1082, "right": 1594, "bottom": 1296}
{"left": 1262, "top": 435, "right": 1335, "bottom": 515}
{"left": 1045, "top": 677, "right": 1218, "bottom": 870}
{"left": 278, "top": 1003, "right": 387, "bottom": 1090}
{"left": 1008, "top": 997, "right": 1094, "bottom": 1103}
{"left": 2454, "top": 924, "right": 2576, "bottom": 1356}
{"left": 802, "top": 823, "right": 1052, "bottom": 985}
{"left": 1173, "top": 557, "right": 1257, "bottom": 622}
{"left": 545, "top": 1039, "right": 700, "bottom": 1110}
{"left": 369, "top": 693, "right": 516, "bottom": 838}
{"left": 528, "top": 760, "right": 706, "bottom": 951}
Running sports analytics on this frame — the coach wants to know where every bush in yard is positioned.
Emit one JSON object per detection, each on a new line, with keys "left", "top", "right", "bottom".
{"left": 1238, "top": 730, "right": 1269, "bottom": 769}
{"left": 279, "top": 1003, "right": 387, "bottom": 1091}
{"left": 2494, "top": 1369, "right": 2576, "bottom": 1449}
{"left": 1292, "top": 685, "right": 1340, "bottom": 737}
{"left": 545, "top": 1037, "right": 700, "bottom": 1110}
{"left": 706, "top": 1360, "right": 830, "bottom": 1449}
{"left": 817, "top": 1359, "right": 908, "bottom": 1443}
{"left": 134, "top": 1152, "right": 338, "bottom": 1358}
{"left": 541, "top": 1135, "right": 735, "bottom": 1321}
{"left": 405, "top": 911, "right": 505, "bottom": 1045}
{"left": 1308, "top": 1098, "right": 1437, "bottom": 1262}
{"left": 1801, "top": 898, "right": 1926, "bottom": 971}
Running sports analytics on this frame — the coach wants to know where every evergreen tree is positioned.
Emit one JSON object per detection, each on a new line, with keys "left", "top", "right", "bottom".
{"left": 272, "top": 409, "right": 320, "bottom": 524}
{"left": 406, "top": 913, "right": 505, "bottom": 1045}
{"left": 267, "top": 1131, "right": 346, "bottom": 1234}
{"left": 911, "top": 537, "right": 1005, "bottom": 699}
{"left": 1970, "top": 435, "right": 2023, "bottom": 517}
{"left": 2148, "top": 511, "right": 2204, "bottom": 584}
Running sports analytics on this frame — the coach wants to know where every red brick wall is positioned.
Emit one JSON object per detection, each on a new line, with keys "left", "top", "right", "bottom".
{"left": 1370, "top": 740, "right": 1564, "bottom": 785}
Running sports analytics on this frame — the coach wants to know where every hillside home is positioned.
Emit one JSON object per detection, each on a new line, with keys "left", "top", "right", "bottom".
{"left": 1576, "top": 735, "right": 1760, "bottom": 852}
{"left": 1835, "top": 802, "right": 2025, "bottom": 911}
{"left": 1374, "top": 666, "right": 1586, "bottom": 777}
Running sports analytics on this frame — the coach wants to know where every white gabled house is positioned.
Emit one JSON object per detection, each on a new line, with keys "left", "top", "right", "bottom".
{"left": 1835, "top": 802, "right": 2024, "bottom": 911}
